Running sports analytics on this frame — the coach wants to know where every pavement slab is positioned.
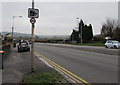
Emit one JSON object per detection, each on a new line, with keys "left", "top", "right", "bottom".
{"left": 2, "top": 47, "right": 52, "bottom": 84}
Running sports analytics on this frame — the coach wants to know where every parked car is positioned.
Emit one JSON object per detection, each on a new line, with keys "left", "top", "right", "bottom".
{"left": 105, "top": 40, "right": 120, "bottom": 49}
{"left": 18, "top": 42, "right": 30, "bottom": 52}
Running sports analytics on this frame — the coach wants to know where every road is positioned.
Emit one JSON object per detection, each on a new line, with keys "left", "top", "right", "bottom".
{"left": 35, "top": 43, "right": 118, "bottom": 84}
{"left": 39, "top": 43, "right": 118, "bottom": 56}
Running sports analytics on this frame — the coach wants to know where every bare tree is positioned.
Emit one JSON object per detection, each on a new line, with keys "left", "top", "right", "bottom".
{"left": 101, "top": 18, "right": 118, "bottom": 37}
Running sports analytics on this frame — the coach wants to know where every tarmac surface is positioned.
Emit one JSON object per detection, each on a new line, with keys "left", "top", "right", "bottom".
{"left": 38, "top": 43, "right": 119, "bottom": 56}
{"left": 35, "top": 43, "right": 118, "bottom": 84}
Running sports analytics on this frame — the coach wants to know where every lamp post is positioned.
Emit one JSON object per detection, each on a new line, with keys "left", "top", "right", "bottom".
{"left": 80, "top": 20, "right": 83, "bottom": 44}
{"left": 12, "top": 16, "right": 22, "bottom": 45}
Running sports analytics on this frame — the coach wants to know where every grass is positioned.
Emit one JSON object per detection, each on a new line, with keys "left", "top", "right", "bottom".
{"left": 70, "top": 42, "right": 104, "bottom": 47}
{"left": 23, "top": 71, "right": 69, "bottom": 84}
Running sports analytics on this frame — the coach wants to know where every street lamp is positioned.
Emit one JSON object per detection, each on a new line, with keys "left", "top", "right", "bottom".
{"left": 76, "top": 18, "right": 82, "bottom": 44}
{"left": 12, "top": 16, "right": 22, "bottom": 45}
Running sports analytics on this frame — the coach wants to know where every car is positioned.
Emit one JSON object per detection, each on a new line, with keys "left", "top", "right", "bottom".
{"left": 18, "top": 42, "right": 30, "bottom": 52}
{"left": 105, "top": 40, "right": 120, "bottom": 49}
{"left": 29, "top": 41, "right": 32, "bottom": 44}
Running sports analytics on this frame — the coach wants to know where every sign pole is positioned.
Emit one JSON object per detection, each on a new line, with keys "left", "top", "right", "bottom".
{"left": 31, "top": 0, "right": 35, "bottom": 73}
{"left": 28, "top": 0, "right": 39, "bottom": 72}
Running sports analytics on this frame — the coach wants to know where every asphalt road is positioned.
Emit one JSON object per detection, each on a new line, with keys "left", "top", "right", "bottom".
{"left": 39, "top": 43, "right": 118, "bottom": 56}
{"left": 35, "top": 43, "right": 118, "bottom": 84}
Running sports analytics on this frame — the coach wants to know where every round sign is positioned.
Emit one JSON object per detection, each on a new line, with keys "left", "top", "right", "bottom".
{"left": 30, "top": 18, "right": 36, "bottom": 24}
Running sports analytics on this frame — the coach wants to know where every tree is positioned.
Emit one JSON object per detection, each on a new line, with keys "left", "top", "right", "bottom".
{"left": 71, "top": 29, "right": 79, "bottom": 42}
{"left": 79, "top": 20, "right": 93, "bottom": 43}
{"left": 101, "top": 18, "right": 120, "bottom": 41}
{"left": 87, "top": 24, "right": 93, "bottom": 41}
{"left": 101, "top": 18, "right": 117, "bottom": 37}
{"left": 71, "top": 19, "right": 93, "bottom": 43}
{"left": 113, "top": 27, "right": 120, "bottom": 41}
{"left": 4, "top": 33, "right": 12, "bottom": 42}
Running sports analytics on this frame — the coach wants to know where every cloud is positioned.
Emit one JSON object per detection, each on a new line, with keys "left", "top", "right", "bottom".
{"left": 2, "top": 2, "right": 118, "bottom": 35}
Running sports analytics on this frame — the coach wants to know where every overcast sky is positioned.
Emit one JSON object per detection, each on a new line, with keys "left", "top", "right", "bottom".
{"left": 1, "top": 1, "right": 118, "bottom": 35}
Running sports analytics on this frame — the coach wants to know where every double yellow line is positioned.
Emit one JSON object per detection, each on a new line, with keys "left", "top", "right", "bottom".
{"left": 34, "top": 51, "right": 91, "bottom": 85}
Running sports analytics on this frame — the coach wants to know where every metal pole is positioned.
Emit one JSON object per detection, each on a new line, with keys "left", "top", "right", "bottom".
{"left": 12, "top": 16, "right": 15, "bottom": 46}
{"left": 12, "top": 27, "right": 14, "bottom": 44}
{"left": 2, "top": 53, "right": 4, "bottom": 70}
{"left": 81, "top": 22, "right": 82, "bottom": 44}
{"left": 12, "top": 16, "right": 22, "bottom": 47}
{"left": 54, "top": 28, "right": 55, "bottom": 43}
{"left": 31, "top": 0, "right": 35, "bottom": 72}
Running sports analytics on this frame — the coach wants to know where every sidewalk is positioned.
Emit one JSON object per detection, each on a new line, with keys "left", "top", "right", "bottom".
{"left": 2, "top": 47, "right": 53, "bottom": 84}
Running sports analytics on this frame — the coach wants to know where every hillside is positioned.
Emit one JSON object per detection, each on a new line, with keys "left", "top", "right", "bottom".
{"left": 2, "top": 32, "right": 70, "bottom": 39}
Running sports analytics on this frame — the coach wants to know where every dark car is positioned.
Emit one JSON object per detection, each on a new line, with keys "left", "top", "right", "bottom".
{"left": 18, "top": 42, "right": 30, "bottom": 52}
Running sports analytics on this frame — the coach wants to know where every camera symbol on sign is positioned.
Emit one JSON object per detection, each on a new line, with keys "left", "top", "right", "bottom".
{"left": 28, "top": 8, "right": 39, "bottom": 18}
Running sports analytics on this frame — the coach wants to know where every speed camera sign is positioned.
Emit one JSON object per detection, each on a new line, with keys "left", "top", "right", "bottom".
{"left": 28, "top": 8, "right": 39, "bottom": 18}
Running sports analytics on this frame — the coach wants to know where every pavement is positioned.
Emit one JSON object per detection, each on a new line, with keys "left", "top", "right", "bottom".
{"left": 35, "top": 43, "right": 118, "bottom": 84}
{"left": 0, "top": 70, "right": 2, "bottom": 85}
{"left": 2, "top": 47, "right": 53, "bottom": 84}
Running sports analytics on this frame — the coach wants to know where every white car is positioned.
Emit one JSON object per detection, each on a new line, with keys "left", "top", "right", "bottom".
{"left": 105, "top": 40, "right": 120, "bottom": 49}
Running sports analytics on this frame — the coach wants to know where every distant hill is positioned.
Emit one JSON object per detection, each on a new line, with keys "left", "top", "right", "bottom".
{"left": 2, "top": 32, "right": 31, "bottom": 37}
{"left": 2, "top": 32, "right": 70, "bottom": 39}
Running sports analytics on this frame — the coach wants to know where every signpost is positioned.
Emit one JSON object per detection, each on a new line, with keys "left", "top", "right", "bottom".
{"left": 28, "top": 0, "right": 39, "bottom": 72}
{"left": 30, "top": 18, "right": 36, "bottom": 24}
{"left": 28, "top": 8, "right": 39, "bottom": 18}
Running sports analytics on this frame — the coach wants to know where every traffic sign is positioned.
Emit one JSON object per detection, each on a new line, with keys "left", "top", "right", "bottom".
{"left": 30, "top": 18, "right": 36, "bottom": 24}
{"left": 28, "top": 8, "right": 39, "bottom": 18}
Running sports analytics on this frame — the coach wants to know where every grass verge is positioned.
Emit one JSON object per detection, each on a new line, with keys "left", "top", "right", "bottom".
{"left": 23, "top": 71, "right": 69, "bottom": 84}
{"left": 70, "top": 42, "right": 104, "bottom": 47}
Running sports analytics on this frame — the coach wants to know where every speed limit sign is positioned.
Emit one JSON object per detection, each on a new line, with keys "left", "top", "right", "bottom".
{"left": 30, "top": 18, "right": 36, "bottom": 24}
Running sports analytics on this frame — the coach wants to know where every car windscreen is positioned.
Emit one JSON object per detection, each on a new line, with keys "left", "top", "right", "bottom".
{"left": 112, "top": 41, "right": 118, "bottom": 43}
{"left": 21, "top": 43, "right": 27, "bottom": 45}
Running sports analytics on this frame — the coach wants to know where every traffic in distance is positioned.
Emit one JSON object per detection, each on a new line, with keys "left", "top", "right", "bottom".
{"left": 105, "top": 40, "right": 120, "bottom": 49}
{"left": 13, "top": 39, "right": 120, "bottom": 53}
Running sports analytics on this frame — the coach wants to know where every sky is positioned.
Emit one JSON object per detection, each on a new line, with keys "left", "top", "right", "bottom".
{"left": 1, "top": 1, "right": 118, "bottom": 35}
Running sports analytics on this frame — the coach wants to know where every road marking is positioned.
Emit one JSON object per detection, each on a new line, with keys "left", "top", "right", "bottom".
{"left": 47, "top": 60, "right": 84, "bottom": 84}
{"left": 34, "top": 51, "right": 91, "bottom": 85}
